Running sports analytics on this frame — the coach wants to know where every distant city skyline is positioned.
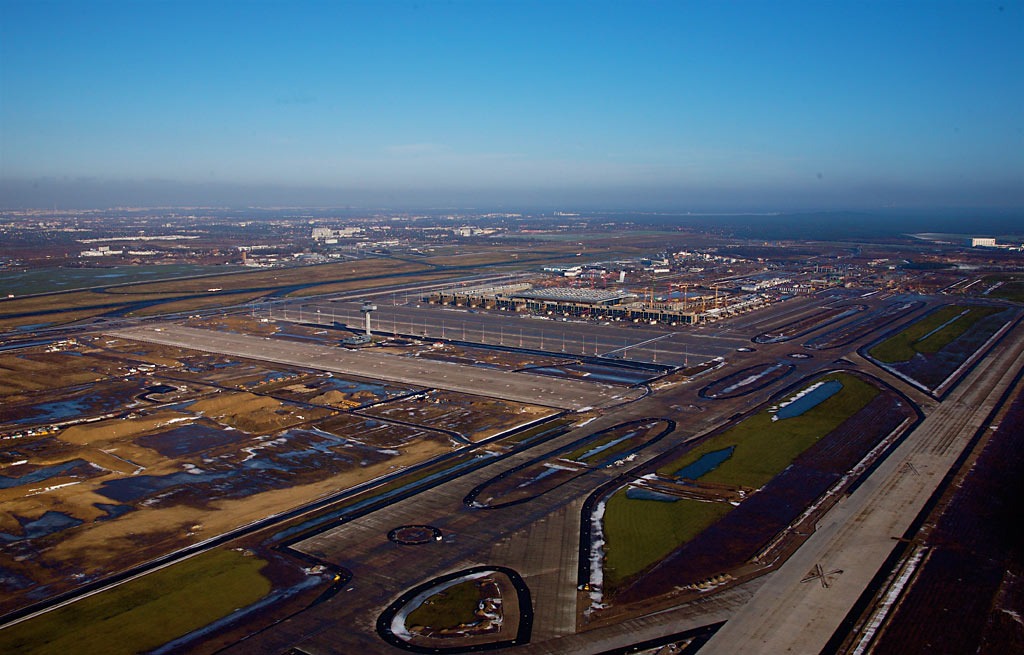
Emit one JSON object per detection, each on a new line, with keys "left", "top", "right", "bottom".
{"left": 2, "top": 0, "right": 1022, "bottom": 209}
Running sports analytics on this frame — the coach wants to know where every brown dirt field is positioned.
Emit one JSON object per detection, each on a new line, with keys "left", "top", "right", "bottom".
{"left": 82, "top": 339, "right": 185, "bottom": 367}
{"left": 115, "top": 258, "right": 431, "bottom": 294}
{"left": 308, "top": 389, "right": 370, "bottom": 407}
{"left": 422, "top": 252, "right": 525, "bottom": 267}
{"left": 0, "top": 291, "right": 181, "bottom": 316}
{"left": 187, "top": 391, "right": 331, "bottom": 433}
{"left": 0, "top": 352, "right": 127, "bottom": 396}
{"left": 286, "top": 271, "right": 457, "bottom": 297}
{"left": 0, "top": 359, "right": 76, "bottom": 392}
{"left": 45, "top": 437, "right": 457, "bottom": 570}
{"left": 315, "top": 414, "right": 444, "bottom": 449}
{"left": 364, "top": 391, "right": 554, "bottom": 441}
{"left": 82, "top": 448, "right": 145, "bottom": 475}
{"left": 57, "top": 411, "right": 195, "bottom": 446}
{"left": 98, "top": 442, "right": 171, "bottom": 469}
{"left": 1, "top": 400, "right": 461, "bottom": 613}
{"left": 1, "top": 484, "right": 117, "bottom": 529}
{"left": 126, "top": 290, "right": 272, "bottom": 317}
{"left": 0, "top": 307, "right": 127, "bottom": 333}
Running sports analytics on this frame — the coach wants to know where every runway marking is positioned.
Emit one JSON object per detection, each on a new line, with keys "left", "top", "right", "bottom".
{"left": 601, "top": 333, "right": 673, "bottom": 357}
{"left": 801, "top": 563, "right": 844, "bottom": 589}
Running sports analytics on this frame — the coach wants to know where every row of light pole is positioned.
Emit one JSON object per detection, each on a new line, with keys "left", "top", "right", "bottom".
{"left": 266, "top": 304, "right": 672, "bottom": 362}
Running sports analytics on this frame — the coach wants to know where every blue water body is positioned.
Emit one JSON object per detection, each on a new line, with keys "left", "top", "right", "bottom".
{"left": 0, "top": 459, "right": 93, "bottom": 489}
{"left": 673, "top": 446, "right": 736, "bottom": 480}
{"left": 102, "top": 427, "right": 378, "bottom": 503}
{"left": 626, "top": 488, "right": 681, "bottom": 502}
{"left": 96, "top": 470, "right": 231, "bottom": 503}
{"left": 0, "top": 511, "right": 84, "bottom": 543}
{"left": 318, "top": 376, "right": 403, "bottom": 397}
{"left": 776, "top": 381, "right": 843, "bottom": 420}
{"left": 135, "top": 423, "right": 246, "bottom": 457}
{"left": 0, "top": 340, "right": 52, "bottom": 352}
{"left": 9, "top": 396, "right": 93, "bottom": 425}
{"left": 94, "top": 503, "right": 136, "bottom": 521}
{"left": 0, "top": 565, "right": 35, "bottom": 590}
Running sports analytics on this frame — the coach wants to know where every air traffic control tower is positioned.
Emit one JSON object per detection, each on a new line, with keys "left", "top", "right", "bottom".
{"left": 360, "top": 301, "right": 377, "bottom": 336}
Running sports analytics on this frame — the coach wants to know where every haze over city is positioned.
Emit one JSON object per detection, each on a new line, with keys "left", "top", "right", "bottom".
{"left": 2, "top": 0, "right": 1022, "bottom": 210}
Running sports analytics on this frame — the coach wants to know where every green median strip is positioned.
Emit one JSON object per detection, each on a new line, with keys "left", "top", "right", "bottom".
{"left": 869, "top": 305, "right": 1001, "bottom": 363}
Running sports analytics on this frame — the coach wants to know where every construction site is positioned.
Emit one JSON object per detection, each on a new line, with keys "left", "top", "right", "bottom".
{"left": 423, "top": 282, "right": 768, "bottom": 325}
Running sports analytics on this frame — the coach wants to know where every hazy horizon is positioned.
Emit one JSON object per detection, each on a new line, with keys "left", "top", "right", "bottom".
{"left": 2, "top": 1, "right": 1022, "bottom": 211}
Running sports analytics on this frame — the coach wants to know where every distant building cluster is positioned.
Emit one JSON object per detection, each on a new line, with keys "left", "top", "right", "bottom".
{"left": 970, "top": 237, "right": 1023, "bottom": 251}
{"left": 424, "top": 282, "right": 769, "bottom": 325}
{"left": 453, "top": 226, "right": 500, "bottom": 237}
{"left": 311, "top": 227, "right": 364, "bottom": 240}
{"left": 739, "top": 277, "right": 791, "bottom": 292}
{"left": 80, "top": 245, "right": 124, "bottom": 257}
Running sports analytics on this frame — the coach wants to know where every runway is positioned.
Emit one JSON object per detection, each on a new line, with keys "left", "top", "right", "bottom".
{"left": 108, "top": 325, "right": 640, "bottom": 411}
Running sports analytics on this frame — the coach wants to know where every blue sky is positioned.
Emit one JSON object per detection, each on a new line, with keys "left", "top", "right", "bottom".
{"left": 1, "top": 0, "right": 1022, "bottom": 209}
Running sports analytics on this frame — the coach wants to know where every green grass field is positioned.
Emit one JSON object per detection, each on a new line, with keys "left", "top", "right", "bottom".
{"left": 0, "top": 548, "right": 272, "bottom": 655}
{"left": 405, "top": 579, "right": 483, "bottom": 630}
{"left": 869, "top": 305, "right": 1002, "bottom": 363}
{"left": 600, "top": 373, "right": 878, "bottom": 589}
{"left": 983, "top": 275, "right": 1024, "bottom": 303}
{"left": 656, "top": 373, "right": 878, "bottom": 487}
{"left": 602, "top": 492, "right": 731, "bottom": 587}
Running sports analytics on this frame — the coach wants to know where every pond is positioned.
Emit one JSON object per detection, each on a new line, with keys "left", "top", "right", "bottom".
{"left": 672, "top": 446, "right": 736, "bottom": 481}
{"left": 135, "top": 422, "right": 249, "bottom": 457}
{"left": 0, "top": 511, "right": 84, "bottom": 543}
{"left": 775, "top": 380, "right": 843, "bottom": 420}
{"left": 0, "top": 459, "right": 96, "bottom": 489}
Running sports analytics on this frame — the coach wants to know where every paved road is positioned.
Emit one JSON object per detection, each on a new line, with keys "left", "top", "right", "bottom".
{"left": 109, "top": 325, "right": 639, "bottom": 411}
